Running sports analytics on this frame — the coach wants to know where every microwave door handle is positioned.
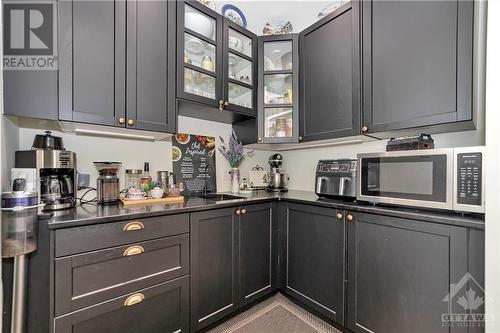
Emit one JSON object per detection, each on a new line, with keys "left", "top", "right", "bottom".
{"left": 338, "top": 177, "right": 350, "bottom": 196}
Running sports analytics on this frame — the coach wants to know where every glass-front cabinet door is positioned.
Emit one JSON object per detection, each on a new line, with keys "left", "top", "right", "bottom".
{"left": 177, "top": 1, "right": 223, "bottom": 108}
{"left": 223, "top": 20, "right": 257, "bottom": 116}
{"left": 258, "top": 34, "right": 299, "bottom": 143}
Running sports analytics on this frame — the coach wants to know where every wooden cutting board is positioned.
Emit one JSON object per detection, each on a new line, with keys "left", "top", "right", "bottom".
{"left": 121, "top": 196, "right": 185, "bottom": 207}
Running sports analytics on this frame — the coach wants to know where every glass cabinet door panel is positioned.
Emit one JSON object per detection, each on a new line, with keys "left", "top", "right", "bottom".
{"left": 228, "top": 28, "right": 252, "bottom": 57}
{"left": 228, "top": 53, "right": 252, "bottom": 85}
{"left": 184, "top": 33, "right": 216, "bottom": 72}
{"left": 263, "top": 41, "right": 293, "bottom": 71}
{"left": 184, "top": 68, "right": 216, "bottom": 99}
{"left": 264, "top": 74, "right": 292, "bottom": 105}
{"left": 185, "top": 4, "right": 216, "bottom": 41}
{"left": 264, "top": 108, "right": 293, "bottom": 138}
{"left": 228, "top": 82, "right": 252, "bottom": 109}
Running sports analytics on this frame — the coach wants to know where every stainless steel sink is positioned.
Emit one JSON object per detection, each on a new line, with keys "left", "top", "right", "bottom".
{"left": 198, "top": 194, "right": 244, "bottom": 201}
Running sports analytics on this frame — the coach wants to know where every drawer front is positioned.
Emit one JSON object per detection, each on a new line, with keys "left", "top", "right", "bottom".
{"left": 55, "top": 213, "right": 189, "bottom": 257}
{"left": 54, "top": 275, "right": 189, "bottom": 333}
{"left": 55, "top": 234, "right": 189, "bottom": 316}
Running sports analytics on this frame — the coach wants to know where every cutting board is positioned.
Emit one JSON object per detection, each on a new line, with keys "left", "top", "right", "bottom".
{"left": 121, "top": 196, "right": 185, "bottom": 207}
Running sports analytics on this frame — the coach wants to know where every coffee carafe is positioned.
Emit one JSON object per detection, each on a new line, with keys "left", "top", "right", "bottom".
{"left": 94, "top": 162, "right": 122, "bottom": 204}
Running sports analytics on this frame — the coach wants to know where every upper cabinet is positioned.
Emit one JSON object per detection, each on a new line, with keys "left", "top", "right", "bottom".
{"left": 177, "top": 1, "right": 257, "bottom": 117}
{"left": 361, "top": 0, "right": 475, "bottom": 134}
{"left": 257, "top": 34, "right": 300, "bottom": 143}
{"left": 58, "top": 0, "right": 176, "bottom": 132}
{"left": 299, "top": 2, "right": 360, "bottom": 142}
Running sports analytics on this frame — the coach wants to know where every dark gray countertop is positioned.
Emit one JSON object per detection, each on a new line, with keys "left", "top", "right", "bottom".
{"left": 45, "top": 190, "right": 484, "bottom": 230}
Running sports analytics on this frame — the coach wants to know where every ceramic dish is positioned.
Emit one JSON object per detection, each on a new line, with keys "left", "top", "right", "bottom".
{"left": 228, "top": 36, "right": 244, "bottom": 53}
{"left": 263, "top": 56, "right": 276, "bottom": 71}
{"left": 222, "top": 4, "right": 247, "bottom": 27}
{"left": 185, "top": 11, "right": 214, "bottom": 39}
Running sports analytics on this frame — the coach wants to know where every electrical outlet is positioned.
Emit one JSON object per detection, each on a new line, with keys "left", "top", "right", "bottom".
{"left": 223, "top": 169, "right": 232, "bottom": 181}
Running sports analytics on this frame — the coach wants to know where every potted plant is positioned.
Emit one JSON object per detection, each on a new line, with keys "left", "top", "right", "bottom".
{"left": 219, "top": 130, "right": 254, "bottom": 193}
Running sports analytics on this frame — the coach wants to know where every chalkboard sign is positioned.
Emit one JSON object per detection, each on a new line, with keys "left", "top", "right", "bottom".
{"left": 172, "top": 133, "right": 216, "bottom": 195}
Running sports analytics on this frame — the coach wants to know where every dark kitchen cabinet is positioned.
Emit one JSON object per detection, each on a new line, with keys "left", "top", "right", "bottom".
{"left": 283, "top": 203, "right": 345, "bottom": 325}
{"left": 190, "top": 207, "right": 239, "bottom": 331}
{"left": 190, "top": 203, "right": 275, "bottom": 330}
{"left": 126, "top": 0, "right": 176, "bottom": 132}
{"left": 346, "top": 211, "right": 468, "bottom": 333}
{"left": 257, "top": 34, "right": 300, "bottom": 143}
{"left": 53, "top": 276, "right": 189, "bottom": 333}
{"left": 361, "top": 0, "right": 475, "bottom": 134}
{"left": 239, "top": 203, "right": 275, "bottom": 305}
{"left": 177, "top": 1, "right": 257, "bottom": 119}
{"left": 58, "top": 0, "right": 175, "bottom": 132}
{"left": 299, "top": 2, "right": 360, "bottom": 142}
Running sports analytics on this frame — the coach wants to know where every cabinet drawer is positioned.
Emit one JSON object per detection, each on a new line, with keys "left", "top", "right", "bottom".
{"left": 55, "top": 213, "right": 189, "bottom": 257}
{"left": 54, "top": 275, "right": 189, "bottom": 333}
{"left": 55, "top": 234, "right": 189, "bottom": 316}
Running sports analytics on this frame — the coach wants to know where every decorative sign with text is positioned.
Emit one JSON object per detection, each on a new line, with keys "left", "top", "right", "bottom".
{"left": 172, "top": 133, "right": 216, "bottom": 194}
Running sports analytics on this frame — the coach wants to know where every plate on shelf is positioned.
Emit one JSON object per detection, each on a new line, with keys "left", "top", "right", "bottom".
{"left": 263, "top": 56, "right": 275, "bottom": 71}
{"left": 228, "top": 36, "right": 244, "bottom": 53}
{"left": 222, "top": 4, "right": 247, "bottom": 28}
{"left": 185, "top": 12, "right": 214, "bottom": 39}
{"left": 185, "top": 36, "right": 205, "bottom": 55}
{"left": 196, "top": 0, "right": 216, "bottom": 11}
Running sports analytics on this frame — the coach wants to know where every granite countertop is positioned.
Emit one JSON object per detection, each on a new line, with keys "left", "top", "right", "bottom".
{"left": 45, "top": 190, "right": 485, "bottom": 230}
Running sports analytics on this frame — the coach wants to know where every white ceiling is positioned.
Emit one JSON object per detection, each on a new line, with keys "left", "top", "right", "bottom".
{"left": 212, "top": 1, "right": 333, "bottom": 35}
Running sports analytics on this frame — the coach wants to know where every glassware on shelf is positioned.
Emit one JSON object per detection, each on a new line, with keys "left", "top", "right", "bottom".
{"left": 263, "top": 41, "right": 292, "bottom": 71}
{"left": 264, "top": 108, "right": 293, "bottom": 138}
{"left": 264, "top": 74, "right": 292, "bottom": 104}
{"left": 184, "top": 33, "right": 216, "bottom": 72}
{"left": 228, "top": 53, "right": 252, "bottom": 84}
{"left": 185, "top": 4, "right": 216, "bottom": 41}
{"left": 184, "top": 68, "right": 216, "bottom": 99}
{"left": 228, "top": 82, "right": 252, "bottom": 108}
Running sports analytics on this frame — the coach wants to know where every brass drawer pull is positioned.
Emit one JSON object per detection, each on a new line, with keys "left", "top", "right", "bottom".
{"left": 347, "top": 214, "right": 354, "bottom": 221}
{"left": 123, "top": 245, "right": 144, "bottom": 256}
{"left": 123, "top": 221, "right": 144, "bottom": 231}
{"left": 124, "top": 293, "right": 145, "bottom": 307}
{"left": 236, "top": 209, "right": 241, "bottom": 215}
{"left": 336, "top": 213, "right": 343, "bottom": 220}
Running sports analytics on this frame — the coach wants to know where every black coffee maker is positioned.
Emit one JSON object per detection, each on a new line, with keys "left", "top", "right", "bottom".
{"left": 15, "top": 131, "right": 77, "bottom": 211}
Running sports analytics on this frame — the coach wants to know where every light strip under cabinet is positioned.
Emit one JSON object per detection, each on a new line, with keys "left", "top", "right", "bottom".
{"left": 74, "top": 128, "right": 156, "bottom": 142}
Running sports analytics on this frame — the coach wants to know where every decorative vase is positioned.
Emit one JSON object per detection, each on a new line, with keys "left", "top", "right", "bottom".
{"left": 231, "top": 168, "right": 240, "bottom": 193}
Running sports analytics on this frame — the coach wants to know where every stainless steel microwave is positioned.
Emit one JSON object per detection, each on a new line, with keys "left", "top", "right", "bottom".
{"left": 357, "top": 147, "right": 485, "bottom": 213}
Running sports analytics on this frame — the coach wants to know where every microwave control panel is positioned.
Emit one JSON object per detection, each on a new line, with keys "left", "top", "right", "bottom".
{"left": 456, "top": 152, "right": 482, "bottom": 206}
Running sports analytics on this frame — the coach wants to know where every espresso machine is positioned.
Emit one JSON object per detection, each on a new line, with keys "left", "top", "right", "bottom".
{"left": 267, "top": 153, "right": 289, "bottom": 192}
{"left": 15, "top": 131, "right": 77, "bottom": 211}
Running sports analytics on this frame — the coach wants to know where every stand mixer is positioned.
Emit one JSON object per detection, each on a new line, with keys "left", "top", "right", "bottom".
{"left": 266, "top": 153, "right": 289, "bottom": 192}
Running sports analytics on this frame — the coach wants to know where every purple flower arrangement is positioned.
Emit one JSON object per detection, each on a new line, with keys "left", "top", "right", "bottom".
{"left": 218, "top": 129, "right": 254, "bottom": 168}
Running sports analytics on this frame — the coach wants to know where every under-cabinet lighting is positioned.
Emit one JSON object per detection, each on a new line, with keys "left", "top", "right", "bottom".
{"left": 74, "top": 129, "right": 156, "bottom": 141}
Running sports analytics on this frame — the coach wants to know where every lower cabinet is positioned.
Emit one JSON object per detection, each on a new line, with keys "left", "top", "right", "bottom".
{"left": 190, "top": 203, "right": 274, "bottom": 331}
{"left": 54, "top": 276, "right": 189, "bottom": 333}
{"left": 283, "top": 203, "right": 346, "bottom": 325}
{"left": 346, "top": 211, "right": 468, "bottom": 333}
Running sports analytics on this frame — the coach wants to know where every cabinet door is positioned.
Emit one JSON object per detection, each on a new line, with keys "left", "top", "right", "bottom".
{"left": 223, "top": 19, "right": 257, "bottom": 116}
{"left": 190, "top": 208, "right": 238, "bottom": 331}
{"left": 126, "top": 0, "right": 176, "bottom": 133}
{"left": 258, "top": 34, "right": 300, "bottom": 144}
{"left": 239, "top": 203, "right": 274, "bottom": 305}
{"left": 54, "top": 276, "right": 189, "bottom": 333}
{"left": 177, "top": 1, "right": 223, "bottom": 109}
{"left": 299, "top": 2, "right": 360, "bottom": 142}
{"left": 284, "top": 203, "right": 345, "bottom": 325}
{"left": 58, "top": 0, "right": 125, "bottom": 126}
{"left": 346, "top": 212, "right": 468, "bottom": 333}
{"left": 361, "top": 0, "right": 474, "bottom": 133}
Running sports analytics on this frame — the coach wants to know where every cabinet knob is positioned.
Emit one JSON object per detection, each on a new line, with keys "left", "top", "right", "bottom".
{"left": 224, "top": 101, "right": 229, "bottom": 107}
{"left": 241, "top": 208, "right": 247, "bottom": 214}
{"left": 258, "top": 138, "right": 262, "bottom": 143}
{"left": 128, "top": 119, "right": 135, "bottom": 126}
{"left": 336, "top": 213, "right": 343, "bottom": 220}
{"left": 123, "top": 221, "right": 144, "bottom": 231}
{"left": 361, "top": 126, "right": 368, "bottom": 133}
{"left": 236, "top": 209, "right": 241, "bottom": 215}
{"left": 118, "top": 116, "right": 126, "bottom": 124}
{"left": 347, "top": 214, "right": 354, "bottom": 221}
{"left": 124, "top": 293, "right": 145, "bottom": 307}
{"left": 298, "top": 136, "right": 303, "bottom": 142}
{"left": 219, "top": 100, "right": 224, "bottom": 111}
{"left": 123, "top": 245, "right": 145, "bottom": 256}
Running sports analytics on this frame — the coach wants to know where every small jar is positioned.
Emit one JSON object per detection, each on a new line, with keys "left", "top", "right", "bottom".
{"left": 125, "top": 169, "right": 142, "bottom": 190}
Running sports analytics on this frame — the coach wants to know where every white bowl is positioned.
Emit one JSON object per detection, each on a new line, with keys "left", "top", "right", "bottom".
{"left": 149, "top": 188, "right": 164, "bottom": 199}
{"left": 185, "top": 12, "right": 214, "bottom": 40}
